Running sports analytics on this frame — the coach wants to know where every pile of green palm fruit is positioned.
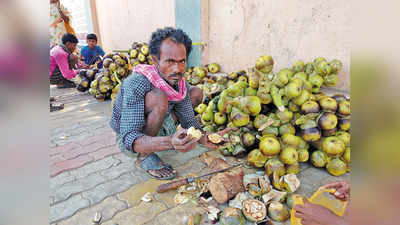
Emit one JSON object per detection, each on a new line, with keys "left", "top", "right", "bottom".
{"left": 191, "top": 55, "right": 350, "bottom": 177}
{"left": 77, "top": 41, "right": 154, "bottom": 102}
{"left": 129, "top": 42, "right": 152, "bottom": 67}
{"left": 85, "top": 52, "right": 131, "bottom": 101}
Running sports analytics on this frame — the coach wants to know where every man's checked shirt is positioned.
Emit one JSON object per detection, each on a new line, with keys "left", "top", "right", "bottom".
{"left": 110, "top": 72, "right": 200, "bottom": 152}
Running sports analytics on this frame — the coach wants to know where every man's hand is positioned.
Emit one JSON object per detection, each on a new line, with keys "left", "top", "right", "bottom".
{"left": 294, "top": 198, "right": 348, "bottom": 225}
{"left": 171, "top": 128, "right": 200, "bottom": 152}
{"left": 319, "top": 180, "right": 350, "bottom": 201}
{"left": 199, "top": 127, "right": 232, "bottom": 149}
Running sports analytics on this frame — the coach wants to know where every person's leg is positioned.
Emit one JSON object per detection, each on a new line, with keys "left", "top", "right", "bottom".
{"left": 137, "top": 88, "right": 175, "bottom": 178}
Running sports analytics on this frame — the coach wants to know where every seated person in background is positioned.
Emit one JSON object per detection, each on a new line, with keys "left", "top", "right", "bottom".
{"left": 80, "top": 33, "right": 105, "bottom": 69}
{"left": 50, "top": 33, "right": 81, "bottom": 88}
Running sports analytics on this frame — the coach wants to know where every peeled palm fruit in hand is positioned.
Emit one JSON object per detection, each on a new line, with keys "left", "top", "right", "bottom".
{"left": 187, "top": 127, "right": 203, "bottom": 139}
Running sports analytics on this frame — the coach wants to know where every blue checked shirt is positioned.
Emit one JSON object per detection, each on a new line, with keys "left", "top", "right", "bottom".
{"left": 110, "top": 72, "right": 201, "bottom": 152}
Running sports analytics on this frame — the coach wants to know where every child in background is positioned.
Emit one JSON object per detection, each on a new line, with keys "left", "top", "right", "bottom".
{"left": 80, "top": 33, "right": 105, "bottom": 69}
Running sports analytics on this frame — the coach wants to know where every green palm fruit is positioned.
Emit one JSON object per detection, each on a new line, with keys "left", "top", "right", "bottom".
{"left": 194, "top": 103, "right": 207, "bottom": 114}
{"left": 318, "top": 112, "right": 338, "bottom": 130}
{"left": 288, "top": 101, "right": 299, "bottom": 112}
{"left": 308, "top": 74, "right": 324, "bottom": 93}
{"left": 301, "top": 119, "right": 321, "bottom": 142}
{"left": 245, "top": 87, "right": 257, "bottom": 96}
{"left": 140, "top": 44, "right": 149, "bottom": 55}
{"left": 273, "top": 70, "right": 289, "bottom": 87}
{"left": 280, "top": 147, "right": 298, "bottom": 165}
{"left": 271, "top": 85, "right": 284, "bottom": 111}
{"left": 305, "top": 62, "right": 315, "bottom": 74}
{"left": 322, "top": 136, "right": 345, "bottom": 156}
{"left": 255, "top": 55, "right": 274, "bottom": 73}
{"left": 279, "top": 123, "right": 296, "bottom": 136}
{"left": 298, "top": 149, "right": 309, "bottom": 162}
{"left": 335, "top": 131, "right": 351, "bottom": 147}
{"left": 214, "top": 112, "right": 227, "bottom": 125}
{"left": 293, "top": 72, "right": 308, "bottom": 81}
{"left": 112, "top": 54, "right": 121, "bottom": 61}
{"left": 326, "top": 158, "right": 347, "bottom": 176}
{"left": 129, "top": 49, "right": 138, "bottom": 58}
{"left": 302, "top": 80, "right": 313, "bottom": 93}
{"left": 292, "top": 60, "right": 305, "bottom": 73}
{"left": 203, "top": 124, "right": 216, "bottom": 133}
{"left": 227, "top": 81, "right": 247, "bottom": 97}
{"left": 257, "top": 89, "right": 272, "bottom": 104}
{"left": 238, "top": 75, "right": 247, "bottom": 83}
{"left": 201, "top": 99, "right": 214, "bottom": 123}
{"left": 319, "top": 97, "right": 338, "bottom": 112}
{"left": 231, "top": 96, "right": 262, "bottom": 116}
{"left": 248, "top": 149, "right": 268, "bottom": 167}
{"left": 285, "top": 81, "right": 302, "bottom": 99}
{"left": 254, "top": 114, "right": 268, "bottom": 129}
{"left": 242, "top": 132, "right": 256, "bottom": 148}
{"left": 193, "top": 66, "right": 208, "bottom": 79}
{"left": 260, "top": 136, "right": 281, "bottom": 156}
{"left": 217, "top": 76, "right": 228, "bottom": 85}
{"left": 207, "top": 63, "right": 220, "bottom": 73}
{"left": 301, "top": 100, "right": 320, "bottom": 114}
{"left": 324, "top": 74, "right": 338, "bottom": 87}
{"left": 316, "top": 61, "right": 332, "bottom": 76}
{"left": 311, "top": 150, "right": 328, "bottom": 167}
{"left": 313, "top": 57, "right": 327, "bottom": 65}
{"left": 343, "top": 147, "right": 350, "bottom": 164}
{"left": 248, "top": 68, "right": 261, "bottom": 89}
{"left": 338, "top": 117, "right": 350, "bottom": 131}
{"left": 329, "top": 59, "right": 343, "bottom": 74}
{"left": 281, "top": 133, "right": 301, "bottom": 147}
{"left": 286, "top": 162, "right": 300, "bottom": 174}
{"left": 109, "top": 62, "right": 117, "bottom": 72}
{"left": 217, "top": 95, "right": 233, "bottom": 113}
{"left": 228, "top": 72, "right": 238, "bottom": 80}
{"left": 337, "top": 100, "right": 351, "bottom": 116}
{"left": 293, "top": 90, "right": 310, "bottom": 106}
{"left": 277, "top": 109, "right": 293, "bottom": 123}
{"left": 265, "top": 158, "right": 286, "bottom": 177}
{"left": 138, "top": 53, "right": 146, "bottom": 63}
{"left": 231, "top": 107, "right": 250, "bottom": 127}
{"left": 117, "top": 67, "right": 126, "bottom": 77}
{"left": 262, "top": 126, "right": 279, "bottom": 137}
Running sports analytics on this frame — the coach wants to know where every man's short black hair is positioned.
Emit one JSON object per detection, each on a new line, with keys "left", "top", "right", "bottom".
{"left": 61, "top": 33, "right": 78, "bottom": 45}
{"left": 149, "top": 27, "right": 192, "bottom": 59}
{"left": 86, "top": 33, "right": 98, "bottom": 41}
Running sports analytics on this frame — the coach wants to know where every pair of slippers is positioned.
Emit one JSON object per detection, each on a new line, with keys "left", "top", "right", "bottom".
{"left": 137, "top": 153, "right": 176, "bottom": 180}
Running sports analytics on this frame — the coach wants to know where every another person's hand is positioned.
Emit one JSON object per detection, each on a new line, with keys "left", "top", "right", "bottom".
{"left": 171, "top": 128, "right": 200, "bottom": 152}
{"left": 199, "top": 127, "right": 232, "bottom": 149}
{"left": 319, "top": 180, "right": 350, "bottom": 201}
{"left": 294, "top": 198, "right": 348, "bottom": 225}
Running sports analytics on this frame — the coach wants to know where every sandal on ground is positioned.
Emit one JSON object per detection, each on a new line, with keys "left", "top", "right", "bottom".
{"left": 57, "top": 82, "right": 76, "bottom": 89}
{"left": 136, "top": 153, "right": 176, "bottom": 180}
{"left": 50, "top": 103, "right": 64, "bottom": 112}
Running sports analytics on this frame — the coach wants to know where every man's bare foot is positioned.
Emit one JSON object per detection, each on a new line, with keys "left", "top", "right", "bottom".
{"left": 136, "top": 153, "right": 176, "bottom": 179}
{"left": 293, "top": 198, "right": 348, "bottom": 225}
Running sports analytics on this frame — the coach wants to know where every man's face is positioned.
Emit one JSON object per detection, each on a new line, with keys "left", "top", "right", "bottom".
{"left": 65, "top": 42, "right": 77, "bottom": 53}
{"left": 87, "top": 39, "right": 97, "bottom": 49}
{"left": 153, "top": 38, "right": 187, "bottom": 86}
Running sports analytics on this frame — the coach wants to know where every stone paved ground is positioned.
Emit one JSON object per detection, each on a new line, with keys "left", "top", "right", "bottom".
{"left": 50, "top": 86, "right": 349, "bottom": 225}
